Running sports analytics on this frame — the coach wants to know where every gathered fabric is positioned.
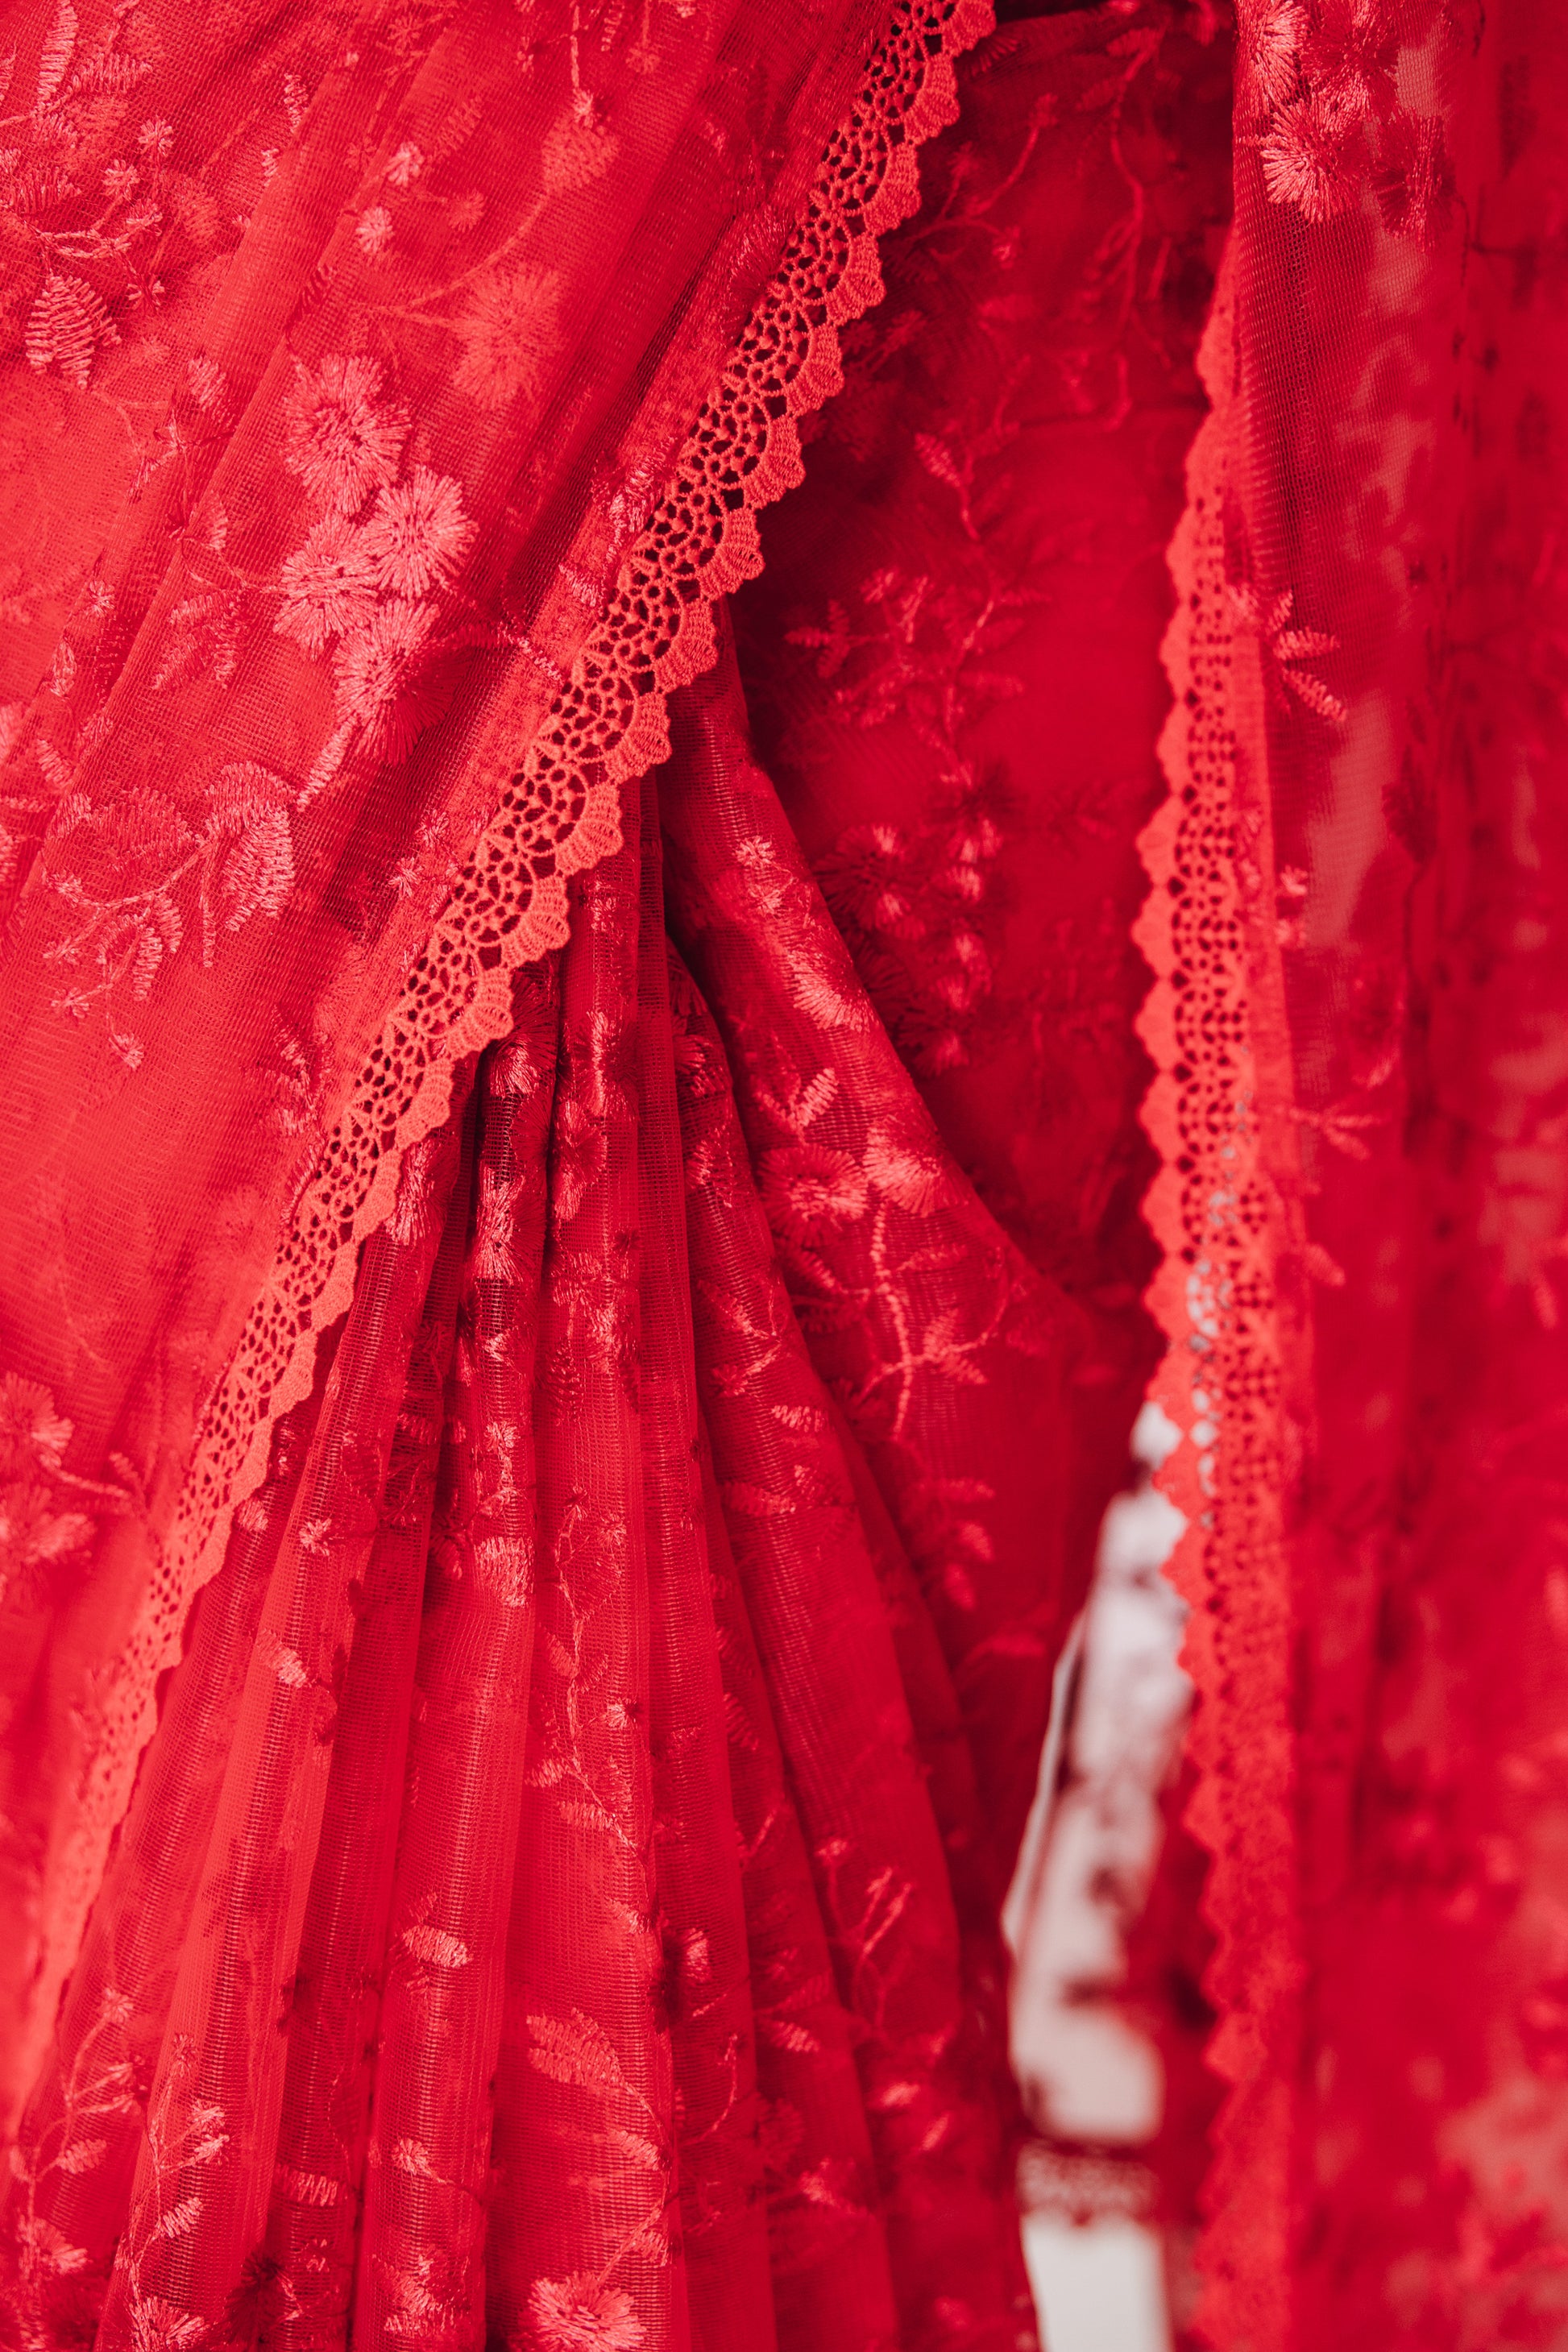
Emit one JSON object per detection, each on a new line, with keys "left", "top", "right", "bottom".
{"left": 2, "top": 0, "right": 1567, "bottom": 2347}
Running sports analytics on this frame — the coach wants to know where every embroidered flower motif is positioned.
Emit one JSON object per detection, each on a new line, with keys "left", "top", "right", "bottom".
{"left": 864, "top": 1130, "right": 944, "bottom": 1214}
{"left": 127, "top": 2292, "right": 205, "bottom": 2352}
{"left": 331, "top": 598, "right": 440, "bottom": 753}
{"left": 1259, "top": 86, "right": 1364, "bottom": 222}
{"left": 0, "top": 1374, "right": 72, "bottom": 1476}
{"left": 541, "top": 91, "right": 620, "bottom": 197}
{"left": 759, "top": 1144, "right": 870, "bottom": 1242}
{"left": 454, "top": 264, "right": 563, "bottom": 410}
{"left": 385, "top": 141, "right": 424, "bottom": 187}
{"left": 355, "top": 204, "right": 393, "bottom": 258}
{"left": 526, "top": 2274, "right": 645, "bottom": 2352}
{"left": 284, "top": 353, "right": 409, "bottom": 516}
{"left": 276, "top": 514, "right": 378, "bottom": 655}
{"left": 358, "top": 468, "right": 475, "bottom": 599}
{"left": 1242, "top": 0, "right": 1307, "bottom": 110}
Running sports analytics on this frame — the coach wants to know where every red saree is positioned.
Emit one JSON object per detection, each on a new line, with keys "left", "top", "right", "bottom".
{"left": 2, "top": 0, "right": 1568, "bottom": 2346}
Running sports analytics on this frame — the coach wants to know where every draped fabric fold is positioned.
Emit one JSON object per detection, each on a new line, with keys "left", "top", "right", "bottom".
{"left": 2, "top": 733, "right": 1069, "bottom": 2350}
{"left": 0, "top": 0, "right": 993, "bottom": 2124}
{"left": 1138, "top": 5, "right": 1568, "bottom": 2345}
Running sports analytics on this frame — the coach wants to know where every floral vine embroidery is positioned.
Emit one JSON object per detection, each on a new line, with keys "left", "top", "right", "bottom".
{"left": 0, "top": 1371, "right": 135, "bottom": 1587}
{"left": 36, "top": 345, "right": 490, "bottom": 1059}
{"left": 4, "top": 1986, "right": 138, "bottom": 2315}
{"left": 42, "top": 765, "right": 297, "bottom": 1066}
{"left": 110, "top": 2033, "right": 229, "bottom": 2351}
{"left": 6, "top": 2, "right": 163, "bottom": 390}
{"left": 1240, "top": 0, "right": 1461, "bottom": 239}
{"left": 274, "top": 352, "right": 479, "bottom": 798}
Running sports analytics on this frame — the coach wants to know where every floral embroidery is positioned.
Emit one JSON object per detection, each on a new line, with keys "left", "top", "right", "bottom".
{"left": 454, "top": 266, "right": 565, "bottom": 409}
{"left": 0, "top": 1372, "right": 132, "bottom": 1587}
{"left": 44, "top": 766, "right": 297, "bottom": 1063}
{"left": 1230, "top": 582, "right": 1347, "bottom": 724}
{"left": 276, "top": 519, "right": 379, "bottom": 657}
{"left": 356, "top": 204, "right": 394, "bottom": 258}
{"left": 6, "top": 0, "right": 175, "bottom": 391}
{"left": 327, "top": 598, "right": 442, "bottom": 757}
{"left": 270, "top": 354, "right": 482, "bottom": 795}
{"left": 3, "top": 1985, "right": 136, "bottom": 2321}
{"left": 359, "top": 470, "right": 475, "bottom": 600}
{"left": 110, "top": 2034, "right": 229, "bottom": 2348}
{"left": 758, "top": 1143, "right": 869, "bottom": 1241}
{"left": 283, "top": 355, "right": 410, "bottom": 517}
{"left": 1239, "top": 0, "right": 1461, "bottom": 240}
{"left": 526, "top": 2272, "right": 645, "bottom": 2350}
{"left": 21, "top": 0, "right": 997, "bottom": 2251}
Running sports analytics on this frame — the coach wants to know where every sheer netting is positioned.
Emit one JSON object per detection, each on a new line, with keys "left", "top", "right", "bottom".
{"left": 6, "top": 1, "right": 1568, "bottom": 2348}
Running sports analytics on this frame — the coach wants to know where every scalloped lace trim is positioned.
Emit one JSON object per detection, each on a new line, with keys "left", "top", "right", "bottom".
{"left": 38, "top": 0, "right": 995, "bottom": 2090}
{"left": 1133, "top": 241, "right": 1302, "bottom": 2352}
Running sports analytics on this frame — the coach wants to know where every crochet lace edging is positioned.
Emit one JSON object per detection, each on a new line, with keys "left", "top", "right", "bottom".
{"left": 1132, "top": 240, "right": 1302, "bottom": 2352}
{"left": 29, "top": 0, "right": 996, "bottom": 2115}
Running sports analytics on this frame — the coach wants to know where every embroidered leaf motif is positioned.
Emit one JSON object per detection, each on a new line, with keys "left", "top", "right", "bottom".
{"left": 25, "top": 274, "right": 118, "bottom": 387}
{"left": 156, "top": 2193, "right": 203, "bottom": 2241}
{"left": 1280, "top": 665, "right": 1348, "bottom": 724}
{"left": 758, "top": 2015, "right": 822, "bottom": 2055}
{"left": 273, "top": 2162, "right": 341, "bottom": 2206}
{"left": 259, "top": 1629, "right": 309, "bottom": 1689}
{"left": 401, "top": 1921, "right": 471, "bottom": 1969}
{"left": 474, "top": 1534, "right": 533, "bottom": 1606}
{"left": 200, "top": 768, "right": 296, "bottom": 964}
{"left": 33, "top": 0, "right": 77, "bottom": 110}
{"left": 526, "top": 2009, "right": 628, "bottom": 2095}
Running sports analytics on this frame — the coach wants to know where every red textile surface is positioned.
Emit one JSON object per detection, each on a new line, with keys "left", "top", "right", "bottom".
{"left": 4, "top": 0, "right": 1568, "bottom": 2346}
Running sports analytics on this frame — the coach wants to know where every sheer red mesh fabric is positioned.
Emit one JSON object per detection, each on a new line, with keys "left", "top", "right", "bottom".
{"left": 1, "top": 749, "right": 1069, "bottom": 2347}
{"left": 0, "top": 0, "right": 993, "bottom": 2129}
{"left": 1142, "top": 3, "right": 1568, "bottom": 2346}
{"left": 6, "top": 0, "right": 1568, "bottom": 2346}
